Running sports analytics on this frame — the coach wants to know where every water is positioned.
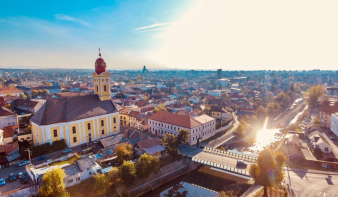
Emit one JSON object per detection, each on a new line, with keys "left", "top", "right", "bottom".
{"left": 141, "top": 167, "right": 237, "bottom": 197}
{"left": 290, "top": 105, "right": 308, "bottom": 124}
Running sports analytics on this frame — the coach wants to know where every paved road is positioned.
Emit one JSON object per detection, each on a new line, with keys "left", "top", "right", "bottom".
{"left": 0, "top": 165, "right": 34, "bottom": 194}
{"left": 284, "top": 168, "right": 338, "bottom": 197}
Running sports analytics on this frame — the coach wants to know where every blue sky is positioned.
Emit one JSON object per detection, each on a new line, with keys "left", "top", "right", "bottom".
{"left": 1, "top": 0, "right": 338, "bottom": 70}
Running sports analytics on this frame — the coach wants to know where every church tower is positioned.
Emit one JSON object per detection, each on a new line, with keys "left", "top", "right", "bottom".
{"left": 93, "top": 49, "right": 111, "bottom": 101}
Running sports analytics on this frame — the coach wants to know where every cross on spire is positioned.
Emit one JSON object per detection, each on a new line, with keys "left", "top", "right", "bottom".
{"left": 99, "top": 48, "right": 101, "bottom": 57}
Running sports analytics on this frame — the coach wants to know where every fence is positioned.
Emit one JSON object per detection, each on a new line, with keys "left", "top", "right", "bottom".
{"left": 203, "top": 147, "right": 257, "bottom": 162}
{"left": 192, "top": 157, "right": 251, "bottom": 177}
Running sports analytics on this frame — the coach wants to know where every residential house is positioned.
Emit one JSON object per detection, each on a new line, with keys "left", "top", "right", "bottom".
{"left": 13, "top": 99, "right": 43, "bottom": 113}
{"left": 0, "top": 96, "right": 20, "bottom": 107}
{"left": 120, "top": 108, "right": 133, "bottom": 126}
{"left": 205, "top": 106, "right": 231, "bottom": 119}
{"left": 129, "top": 111, "right": 140, "bottom": 127}
{"left": 0, "top": 88, "right": 24, "bottom": 97}
{"left": 0, "top": 107, "right": 18, "bottom": 129}
{"left": 319, "top": 101, "right": 338, "bottom": 128}
{"left": 330, "top": 113, "right": 338, "bottom": 137}
{"left": 134, "top": 138, "right": 165, "bottom": 158}
{"left": 0, "top": 141, "right": 20, "bottom": 168}
{"left": 187, "top": 96, "right": 200, "bottom": 104}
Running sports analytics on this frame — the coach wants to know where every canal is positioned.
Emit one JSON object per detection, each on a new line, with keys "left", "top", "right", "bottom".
{"left": 141, "top": 166, "right": 249, "bottom": 197}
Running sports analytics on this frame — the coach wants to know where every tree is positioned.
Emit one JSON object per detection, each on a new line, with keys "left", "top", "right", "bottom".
{"left": 19, "top": 93, "right": 27, "bottom": 99}
{"left": 163, "top": 183, "right": 188, "bottom": 197}
{"left": 136, "top": 153, "right": 160, "bottom": 179}
{"left": 267, "top": 102, "right": 281, "bottom": 116}
{"left": 304, "top": 85, "right": 324, "bottom": 109}
{"left": 115, "top": 92, "right": 126, "bottom": 98}
{"left": 6, "top": 93, "right": 13, "bottom": 97}
{"left": 120, "top": 161, "right": 136, "bottom": 186}
{"left": 43, "top": 89, "right": 49, "bottom": 96}
{"left": 249, "top": 149, "right": 286, "bottom": 197}
{"left": 129, "top": 79, "right": 135, "bottom": 85}
{"left": 27, "top": 125, "right": 31, "bottom": 133}
{"left": 39, "top": 167, "right": 69, "bottom": 197}
{"left": 31, "top": 90, "right": 38, "bottom": 98}
{"left": 107, "top": 168, "right": 120, "bottom": 187}
{"left": 38, "top": 89, "right": 43, "bottom": 96}
{"left": 161, "top": 129, "right": 189, "bottom": 159}
{"left": 255, "top": 106, "right": 267, "bottom": 118}
{"left": 154, "top": 103, "right": 167, "bottom": 112}
{"left": 250, "top": 115, "right": 257, "bottom": 123}
{"left": 93, "top": 173, "right": 109, "bottom": 196}
{"left": 115, "top": 143, "right": 133, "bottom": 162}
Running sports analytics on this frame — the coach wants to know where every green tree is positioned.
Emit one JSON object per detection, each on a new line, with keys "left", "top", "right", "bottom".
{"left": 120, "top": 161, "right": 136, "bottom": 186}
{"left": 304, "top": 85, "right": 324, "bottom": 109}
{"left": 161, "top": 129, "right": 189, "bottom": 159}
{"left": 249, "top": 149, "right": 286, "bottom": 197}
{"left": 136, "top": 153, "right": 160, "bottom": 179}
{"left": 267, "top": 102, "right": 281, "bottom": 116}
{"left": 39, "top": 167, "right": 69, "bottom": 197}
{"left": 154, "top": 103, "right": 167, "bottom": 112}
{"left": 115, "top": 143, "right": 133, "bottom": 162}
{"left": 31, "top": 90, "right": 38, "bottom": 98}
{"left": 43, "top": 89, "right": 49, "bottom": 96}
{"left": 93, "top": 173, "right": 109, "bottom": 196}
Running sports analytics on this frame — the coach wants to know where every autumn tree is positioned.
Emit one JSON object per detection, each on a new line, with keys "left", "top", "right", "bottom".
{"left": 250, "top": 149, "right": 286, "bottom": 197}
{"left": 154, "top": 103, "right": 167, "bottom": 112}
{"left": 304, "top": 85, "right": 324, "bottom": 109}
{"left": 7, "top": 93, "right": 14, "bottom": 97}
{"left": 115, "top": 143, "right": 133, "bottom": 162}
{"left": 39, "top": 167, "right": 69, "bottom": 197}
{"left": 120, "top": 161, "right": 136, "bottom": 186}
{"left": 93, "top": 173, "right": 110, "bottom": 196}
{"left": 135, "top": 153, "right": 160, "bottom": 179}
{"left": 161, "top": 129, "right": 189, "bottom": 159}
{"left": 43, "top": 89, "right": 49, "bottom": 96}
{"left": 19, "top": 93, "right": 27, "bottom": 99}
{"left": 255, "top": 106, "right": 267, "bottom": 118}
{"left": 38, "top": 89, "right": 43, "bottom": 96}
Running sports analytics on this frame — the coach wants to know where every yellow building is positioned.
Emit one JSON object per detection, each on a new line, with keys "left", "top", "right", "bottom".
{"left": 30, "top": 51, "right": 120, "bottom": 147}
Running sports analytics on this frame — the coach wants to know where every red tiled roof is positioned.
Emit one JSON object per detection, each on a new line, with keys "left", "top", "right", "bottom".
{"left": 321, "top": 101, "right": 338, "bottom": 114}
{"left": 135, "top": 138, "right": 162, "bottom": 150}
{"left": 0, "top": 141, "right": 19, "bottom": 154}
{"left": 3, "top": 126, "right": 14, "bottom": 138}
{"left": 0, "top": 107, "right": 15, "bottom": 117}
{"left": 129, "top": 111, "right": 140, "bottom": 118}
{"left": 149, "top": 111, "right": 201, "bottom": 128}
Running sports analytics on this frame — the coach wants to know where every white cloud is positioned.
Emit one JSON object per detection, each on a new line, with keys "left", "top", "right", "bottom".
{"left": 134, "top": 23, "right": 170, "bottom": 33}
{"left": 55, "top": 14, "right": 91, "bottom": 27}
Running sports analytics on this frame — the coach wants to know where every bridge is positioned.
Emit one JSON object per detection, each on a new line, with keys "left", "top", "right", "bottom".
{"left": 186, "top": 147, "right": 257, "bottom": 178}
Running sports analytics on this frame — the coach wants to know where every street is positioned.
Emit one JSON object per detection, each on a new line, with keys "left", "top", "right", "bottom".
{"left": 0, "top": 165, "right": 34, "bottom": 194}
{"left": 284, "top": 168, "right": 338, "bottom": 197}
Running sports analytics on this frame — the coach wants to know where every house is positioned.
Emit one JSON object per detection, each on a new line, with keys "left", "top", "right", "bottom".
{"left": 216, "top": 78, "right": 229, "bottom": 87}
{"left": 326, "top": 87, "right": 338, "bottom": 96}
{"left": 134, "top": 138, "right": 165, "bottom": 158}
{"left": 128, "top": 111, "right": 141, "bottom": 127}
{"left": 205, "top": 106, "right": 232, "bottom": 119}
{"left": 330, "top": 113, "right": 338, "bottom": 137}
{"left": 208, "top": 90, "right": 227, "bottom": 97}
{"left": 0, "top": 141, "right": 20, "bottom": 168}
{"left": 0, "top": 88, "right": 24, "bottom": 97}
{"left": 0, "top": 107, "right": 18, "bottom": 129}
{"left": 319, "top": 101, "right": 338, "bottom": 128}
{"left": 13, "top": 99, "right": 43, "bottom": 113}
{"left": 284, "top": 134, "right": 305, "bottom": 160}
{"left": 0, "top": 96, "right": 20, "bottom": 107}
{"left": 148, "top": 111, "right": 216, "bottom": 145}
{"left": 120, "top": 108, "right": 133, "bottom": 126}
{"left": 21, "top": 80, "right": 42, "bottom": 87}
{"left": 187, "top": 96, "right": 200, "bottom": 104}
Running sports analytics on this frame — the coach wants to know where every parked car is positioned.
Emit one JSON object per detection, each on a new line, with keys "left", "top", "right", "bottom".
{"left": 47, "top": 159, "right": 52, "bottom": 162}
{"left": 9, "top": 173, "right": 16, "bottom": 182}
{"left": 17, "top": 172, "right": 24, "bottom": 179}
{"left": 237, "top": 160, "right": 247, "bottom": 166}
{"left": 62, "top": 149, "right": 72, "bottom": 154}
{"left": 18, "top": 160, "right": 30, "bottom": 167}
{"left": 20, "top": 176, "right": 28, "bottom": 184}
{"left": 0, "top": 178, "right": 5, "bottom": 186}
{"left": 81, "top": 144, "right": 88, "bottom": 148}
{"left": 38, "top": 155, "right": 46, "bottom": 161}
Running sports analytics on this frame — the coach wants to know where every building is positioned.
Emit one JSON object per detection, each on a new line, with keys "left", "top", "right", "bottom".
{"left": 208, "top": 90, "right": 228, "bottom": 97}
{"left": 205, "top": 106, "right": 232, "bottom": 119}
{"left": 216, "top": 78, "right": 229, "bottom": 87}
{"left": 187, "top": 96, "right": 200, "bottom": 104}
{"left": 319, "top": 101, "right": 338, "bottom": 128}
{"left": 148, "top": 111, "right": 216, "bottom": 145}
{"left": 217, "top": 69, "right": 222, "bottom": 79}
{"left": 13, "top": 99, "right": 43, "bottom": 113}
{"left": 0, "top": 107, "right": 18, "bottom": 129}
{"left": 0, "top": 88, "right": 24, "bottom": 97}
{"left": 30, "top": 51, "right": 120, "bottom": 147}
{"left": 21, "top": 80, "right": 42, "bottom": 87}
{"left": 330, "top": 113, "right": 338, "bottom": 137}
{"left": 134, "top": 138, "right": 165, "bottom": 158}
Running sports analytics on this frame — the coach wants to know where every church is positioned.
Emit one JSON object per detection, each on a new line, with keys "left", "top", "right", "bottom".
{"left": 31, "top": 51, "right": 120, "bottom": 147}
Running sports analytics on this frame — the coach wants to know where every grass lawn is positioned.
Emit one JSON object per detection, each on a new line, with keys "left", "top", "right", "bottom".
{"left": 49, "top": 156, "right": 79, "bottom": 166}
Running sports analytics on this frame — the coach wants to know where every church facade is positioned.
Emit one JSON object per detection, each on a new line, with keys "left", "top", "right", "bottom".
{"left": 30, "top": 51, "right": 120, "bottom": 147}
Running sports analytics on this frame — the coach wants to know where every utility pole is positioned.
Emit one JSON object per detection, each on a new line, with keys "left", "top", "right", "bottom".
{"left": 25, "top": 148, "right": 31, "bottom": 164}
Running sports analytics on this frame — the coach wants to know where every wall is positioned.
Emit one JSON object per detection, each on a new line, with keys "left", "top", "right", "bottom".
{"left": 0, "top": 115, "right": 18, "bottom": 129}
{"left": 1, "top": 185, "right": 39, "bottom": 197}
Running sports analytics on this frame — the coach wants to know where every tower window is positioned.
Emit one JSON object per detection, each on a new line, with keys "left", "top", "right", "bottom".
{"left": 102, "top": 130, "right": 105, "bottom": 135}
{"left": 73, "top": 137, "right": 77, "bottom": 143}
{"left": 113, "top": 117, "right": 116, "bottom": 124}
{"left": 104, "top": 85, "right": 107, "bottom": 92}
{"left": 101, "top": 120, "right": 104, "bottom": 127}
{"left": 72, "top": 126, "right": 76, "bottom": 134}
{"left": 53, "top": 129, "right": 57, "bottom": 137}
{"left": 87, "top": 123, "right": 91, "bottom": 130}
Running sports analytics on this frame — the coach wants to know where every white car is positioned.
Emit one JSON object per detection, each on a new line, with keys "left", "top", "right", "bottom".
{"left": 18, "top": 160, "right": 30, "bottom": 167}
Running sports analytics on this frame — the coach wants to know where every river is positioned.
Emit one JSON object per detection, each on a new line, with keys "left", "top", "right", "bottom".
{"left": 141, "top": 166, "right": 248, "bottom": 197}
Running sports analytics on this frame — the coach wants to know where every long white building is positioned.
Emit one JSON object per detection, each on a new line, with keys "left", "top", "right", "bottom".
{"left": 148, "top": 111, "right": 216, "bottom": 145}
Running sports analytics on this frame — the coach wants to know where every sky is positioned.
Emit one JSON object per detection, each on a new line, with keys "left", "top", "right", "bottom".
{"left": 1, "top": 0, "right": 338, "bottom": 70}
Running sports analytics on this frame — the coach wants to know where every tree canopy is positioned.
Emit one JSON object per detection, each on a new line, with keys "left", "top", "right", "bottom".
{"left": 120, "top": 161, "right": 136, "bottom": 186}
{"left": 39, "top": 167, "right": 69, "bottom": 197}
{"left": 135, "top": 153, "right": 160, "bottom": 179}
{"left": 154, "top": 103, "right": 167, "bottom": 112}
{"left": 115, "top": 143, "right": 133, "bottom": 162}
{"left": 304, "top": 85, "right": 324, "bottom": 109}
{"left": 161, "top": 129, "right": 189, "bottom": 159}
{"left": 249, "top": 149, "right": 286, "bottom": 197}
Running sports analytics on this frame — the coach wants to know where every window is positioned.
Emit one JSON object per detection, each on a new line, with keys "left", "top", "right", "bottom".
{"left": 27, "top": 137, "right": 30, "bottom": 139}
{"left": 113, "top": 117, "right": 116, "bottom": 124}
{"left": 325, "top": 147, "right": 329, "bottom": 151}
{"left": 53, "top": 129, "right": 58, "bottom": 137}
{"left": 104, "top": 85, "right": 107, "bottom": 92}
{"left": 89, "top": 172, "right": 92, "bottom": 175}
{"left": 67, "top": 179, "right": 73, "bottom": 183}
{"left": 21, "top": 138, "right": 24, "bottom": 141}
{"left": 102, "top": 130, "right": 105, "bottom": 135}
{"left": 76, "top": 177, "right": 80, "bottom": 181}
{"left": 96, "top": 85, "right": 98, "bottom": 92}
{"left": 87, "top": 123, "right": 91, "bottom": 130}
{"left": 73, "top": 137, "right": 77, "bottom": 143}
{"left": 72, "top": 126, "right": 76, "bottom": 134}
{"left": 101, "top": 120, "right": 104, "bottom": 126}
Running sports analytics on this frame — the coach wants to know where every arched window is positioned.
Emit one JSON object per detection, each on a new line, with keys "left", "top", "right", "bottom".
{"left": 104, "top": 85, "right": 107, "bottom": 92}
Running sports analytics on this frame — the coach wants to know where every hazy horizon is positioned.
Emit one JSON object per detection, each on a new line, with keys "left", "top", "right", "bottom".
{"left": 1, "top": 0, "right": 338, "bottom": 70}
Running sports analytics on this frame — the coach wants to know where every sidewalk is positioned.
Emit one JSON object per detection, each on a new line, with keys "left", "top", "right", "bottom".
{"left": 284, "top": 167, "right": 338, "bottom": 175}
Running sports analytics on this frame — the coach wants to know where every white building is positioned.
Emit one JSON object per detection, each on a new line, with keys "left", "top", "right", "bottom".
{"left": 0, "top": 107, "right": 18, "bottom": 129}
{"left": 330, "top": 113, "right": 338, "bottom": 137}
{"left": 187, "top": 96, "right": 200, "bottom": 104}
{"left": 208, "top": 90, "right": 228, "bottom": 97}
{"left": 148, "top": 111, "right": 216, "bottom": 145}
{"left": 216, "top": 78, "right": 229, "bottom": 87}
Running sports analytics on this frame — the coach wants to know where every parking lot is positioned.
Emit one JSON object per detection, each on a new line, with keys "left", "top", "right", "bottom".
{"left": 0, "top": 165, "right": 35, "bottom": 194}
